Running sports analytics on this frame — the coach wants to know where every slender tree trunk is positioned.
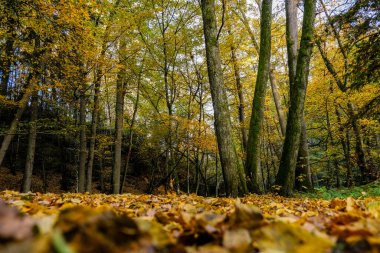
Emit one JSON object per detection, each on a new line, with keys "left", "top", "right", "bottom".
{"left": 201, "top": 0, "right": 247, "bottom": 196}
{"left": 99, "top": 158, "right": 104, "bottom": 192}
{"left": 22, "top": 91, "right": 38, "bottom": 192}
{"left": 348, "top": 102, "right": 370, "bottom": 184}
{"left": 345, "top": 129, "right": 353, "bottom": 186}
{"left": 112, "top": 66, "right": 126, "bottom": 194}
{"left": 86, "top": 71, "right": 101, "bottom": 192}
{"left": 236, "top": 3, "right": 287, "bottom": 141}
{"left": 324, "top": 91, "right": 340, "bottom": 188}
{"left": 120, "top": 70, "right": 141, "bottom": 193}
{"left": 0, "top": 38, "right": 13, "bottom": 98}
{"left": 78, "top": 93, "right": 87, "bottom": 193}
{"left": 0, "top": 11, "right": 16, "bottom": 120}
{"left": 0, "top": 73, "right": 35, "bottom": 166}
{"left": 269, "top": 70, "right": 286, "bottom": 136}
{"left": 229, "top": 29, "right": 248, "bottom": 150}
{"left": 246, "top": 0, "right": 272, "bottom": 194}
{"left": 275, "top": 0, "right": 316, "bottom": 196}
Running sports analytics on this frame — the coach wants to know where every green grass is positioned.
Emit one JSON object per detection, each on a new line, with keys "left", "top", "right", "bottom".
{"left": 299, "top": 180, "right": 380, "bottom": 199}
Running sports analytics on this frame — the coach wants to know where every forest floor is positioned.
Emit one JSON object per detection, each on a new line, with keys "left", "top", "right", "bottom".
{"left": 1, "top": 191, "right": 380, "bottom": 253}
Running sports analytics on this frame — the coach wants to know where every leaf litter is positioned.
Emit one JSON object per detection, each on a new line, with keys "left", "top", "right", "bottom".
{"left": 0, "top": 191, "right": 380, "bottom": 253}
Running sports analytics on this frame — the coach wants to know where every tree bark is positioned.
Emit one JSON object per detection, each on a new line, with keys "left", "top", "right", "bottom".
{"left": 348, "top": 102, "right": 370, "bottom": 184}
{"left": 269, "top": 70, "right": 286, "bottom": 136}
{"left": 0, "top": 72, "right": 35, "bottom": 167}
{"left": 235, "top": 4, "right": 288, "bottom": 144}
{"left": 112, "top": 66, "right": 126, "bottom": 194}
{"left": 22, "top": 91, "right": 38, "bottom": 192}
{"left": 295, "top": 112, "right": 313, "bottom": 190}
{"left": 0, "top": 38, "right": 13, "bottom": 98}
{"left": 275, "top": 0, "right": 316, "bottom": 196}
{"left": 201, "top": 0, "right": 247, "bottom": 196}
{"left": 228, "top": 29, "right": 248, "bottom": 151}
{"left": 85, "top": 0, "right": 121, "bottom": 192}
{"left": 120, "top": 68, "right": 142, "bottom": 193}
{"left": 284, "top": 0, "right": 313, "bottom": 191}
{"left": 86, "top": 71, "right": 101, "bottom": 192}
{"left": 245, "top": 0, "right": 272, "bottom": 194}
{"left": 335, "top": 104, "right": 353, "bottom": 186}
{"left": 78, "top": 93, "right": 87, "bottom": 193}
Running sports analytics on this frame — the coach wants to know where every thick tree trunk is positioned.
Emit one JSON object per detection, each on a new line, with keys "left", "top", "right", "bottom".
{"left": 275, "top": 0, "right": 316, "bottom": 196}
{"left": 246, "top": 0, "right": 272, "bottom": 194}
{"left": 283, "top": 0, "right": 313, "bottom": 191}
{"left": 285, "top": 0, "right": 299, "bottom": 86}
{"left": 201, "top": 0, "right": 247, "bottom": 196}
{"left": 295, "top": 113, "right": 313, "bottom": 190}
{"left": 22, "top": 91, "right": 38, "bottom": 192}
{"left": 78, "top": 93, "right": 87, "bottom": 193}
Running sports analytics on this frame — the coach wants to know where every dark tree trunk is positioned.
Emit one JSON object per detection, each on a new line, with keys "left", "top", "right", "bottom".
{"left": 121, "top": 68, "right": 142, "bottom": 193}
{"left": 269, "top": 70, "right": 286, "bottom": 136}
{"left": 295, "top": 113, "right": 313, "bottom": 190}
{"left": 201, "top": 0, "right": 247, "bottom": 196}
{"left": 22, "top": 91, "right": 38, "bottom": 192}
{"left": 348, "top": 102, "right": 370, "bottom": 184}
{"left": 0, "top": 38, "right": 13, "bottom": 98}
{"left": 78, "top": 93, "right": 87, "bottom": 192}
{"left": 86, "top": 71, "right": 101, "bottom": 192}
{"left": 0, "top": 73, "right": 35, "bottom": 167}
{"left": 275, "top": 0, "right": 316, "bottom": 196}
{"left": 246, "top": 0, "right": 273, "bottom": 194}
{"left": 112, "top": 68, "right": 126, "bottom": 194}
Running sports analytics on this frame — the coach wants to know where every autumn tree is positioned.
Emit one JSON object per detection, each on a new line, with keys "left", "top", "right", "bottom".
{"left": 275, "top": 0, "right": 317, "bottom": 196}
{"left": 201, "top": 0, "right": 247, "bottom": 196}
{"left": 245, "top": 0, "right": 272, "bottom": 194}
{"left": 315, "top": 0, "right": 379, "bottom": 184}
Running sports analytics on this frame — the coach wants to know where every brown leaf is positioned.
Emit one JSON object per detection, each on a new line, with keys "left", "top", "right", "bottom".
{"left": 0, "top": 201, "right": 35, "bottom": 242}
{"left": 223, "top": 229, "right": 251, "bottom": 251}
{"left": 231, "top": 200, "right": 264, "bottom": 229}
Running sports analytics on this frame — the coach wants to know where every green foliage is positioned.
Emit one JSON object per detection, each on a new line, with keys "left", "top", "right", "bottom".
{"left": 301, "top": 180, "right": 380, "bottom": 200}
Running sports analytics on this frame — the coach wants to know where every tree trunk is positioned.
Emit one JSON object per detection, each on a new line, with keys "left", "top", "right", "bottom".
{"left": 284, "top": 0, "right": 313, "bottom": 191}
{"left": 120, "top": 68, "right": 142, "bottom": 193}
{"left": 0, "top": 38, "right": 13, "bottom": 98}
{"left": 229, "top": 28, "right": 248, "bottom": 151}
{"left": 348, "top": 102, "right": 370, "bottom": 184}
{"left": 269, "top": 70, "right": 286, "bottom": 136}
{"left": 246, "top": 0, "right": 272, "bottom": 194}
{"left": 345, "top": 129, "right": 353, "bottom": 186}
{"left": 78, "top": 93, "right": 87, "bottom": 193}
{"left": 86, "top": 71, "right": 101, "bottom": 192}
{"left": 22, "top": 91, "right": 38, "bottom": 192}
{"left": 0, "top": 72, "right": 35, "bottom": 167}
{"left": 112, "top": 67, "right": 126, "bottom": 194}
{"left": 295, "top": 113, "right": 313, "bottom": 190}
{"left": 275, "top": 0, "right": 316, "bottom": 196}
{"left": 237, "top": 3, "right": 288, "bottom": 142}
{"left": 201, "top": 0, "right": 247, "bottom": 196}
